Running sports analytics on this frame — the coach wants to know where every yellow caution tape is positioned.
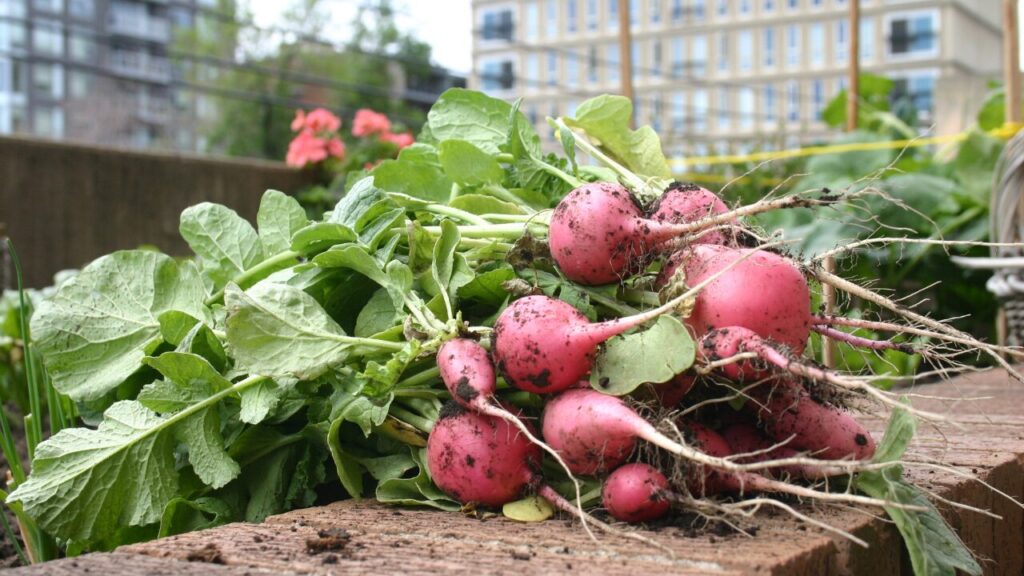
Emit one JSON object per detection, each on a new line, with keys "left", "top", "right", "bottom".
{"left": 669, "top": 123, "right": 1023, "bottom": 169}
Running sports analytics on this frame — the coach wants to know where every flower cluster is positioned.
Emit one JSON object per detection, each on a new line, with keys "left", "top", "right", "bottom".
{"left": 285, "top": 107, "right": 415, "bottom": 169}
{"left": 286, "top": 108, "right": 346, "bottom": 168}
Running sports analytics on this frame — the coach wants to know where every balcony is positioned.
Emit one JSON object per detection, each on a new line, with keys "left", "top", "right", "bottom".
{"left": 108, "top": 50, "right": 172, "bottom": 83}
{"left": 135, "top": 96, "right": 171, "bottom": 124}
{"left": 108, "top": 11, "right": 171, "bottom": 42}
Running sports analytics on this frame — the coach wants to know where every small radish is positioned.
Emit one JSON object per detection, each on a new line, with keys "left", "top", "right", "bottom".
{"left": 602, "top": 463, "right": 671, "bottom": 523}
{"left": 699, "top": 327, "right": 773, "bottom": 381}
{"left": 426, "top": 402, "right": 541, "bottom": 507}
{"left": 658, "top": 245, "right": 811, "bottom": 353}
{"left": 749, "top": 379, "right": 876, "bottom": 461}
{"left": 720, "top": 422, "right": 817, "bottom": 480}
{"left": 654, "top": 373, "right": 696, "bottom": 408}
{"left": 650, "top": 184, "right": 734, "bottom": 246}
{"left": 680, "top": 422, "right": 747, "bottom": 495}
{"left": 548, "top": 183, "right": 738, "bottom": 285}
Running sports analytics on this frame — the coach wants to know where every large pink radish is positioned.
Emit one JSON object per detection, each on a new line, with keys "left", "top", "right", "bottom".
{"left": 650, "top": 184, "right": 734, "bottom": 246}
{"left": 658, "top": 244, "right": 811, "bottom": 353}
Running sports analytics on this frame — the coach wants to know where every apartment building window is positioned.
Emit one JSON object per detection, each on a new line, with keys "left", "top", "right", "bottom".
{"left": 694, "top": 0, "right": 706, "bottom": 20}
{"left": 608, "top": 0, "right": 619, "bottom": 31}
{"left": 587, "top": 0, "right": 599, "bottom": 30}
{"left": 763, "top": 0, "right": 774, "bottom": 12}
{"left": 650, "top": 0, "right": 661, "bottom": 24}
{"left": 3, "top": 0, "right": 26, "bottom": 18}
{"left": 763, "top": 27, "right": 775, "bottom": 68}
{"left": 525, "top": 53, "right": 540, "bottom": 89}
{"left": 33, "top": 22, "right": 63, "bottom": 56}
{"left": 567, "top": 52, "right": 579, "bottom": 87}
{"left": 716, "top": 0, "right": 727, "bottom": 17}
{"left": 607, "top": 44, "right": 619, "bottom": 84}
{"left": 887, "top": 11, "right": 938, "bottom": 57}
{"left": 671, "top": 0, "right": 684, "bottom": 22}
{"left": 547, "top": 50, "right": 557, "bottom": 86}
{"left": 812, "top": 79, "right": 824, "bottom": 120}
{"left": 526, "top": 104, "right": 538, "bottom": 125}
{"left": 835, "top": 20, "right": 848, "bottom": 64}
{"left": 786, "top": 0, "right": 797, "bottom": 8}
{"left": 809, "top": 23, "right": 824, "bottom": 67}
{"left": 652, "top": 93, "right": 663, "bottom": 131}
{"left": 68, "top": 70, "right": 90, "bottom": 98}
{"left": 634, "top": 98, "right": 642, "bottom": 125}
{"left": 671, "top": 37, "right": 685, "bottom": 77}
{"left": 692, "top": 35, "right": 707, "bottom": 76}
{"left": 630, "top": 0, "right": 638, "bottom": 24}
{"left": 787, "top": 81, "right": 799, "bottom": 121}
{"left": 739, "top": 0, "right": 751, "bottom": 16}
{"left": 567, "top": 0, "right": 578, "bottom": 33}
{"left": 693, "top": 89, "right": 708, "bottom": 131}
{"left": 786, "top": 25, "right": 800, "bottom": 68}
{"left": 717, "top": 32, "right": 729, "bottom": 74}
{"left": 546, "top": 0, "right": 558, "bottom": 37}
{"left": 763, "top": 84, "right": 776, "bottom": 122}
{"left": 32, "top": 62, "right": 63, "bottom": 99}
{"left": 69, "top": 0, "right": 94, "bottom": 19}
{"left": 588, "top": 46, "right": 598, "bottom": 83}
{"left": 7, "top": 60, "right": 26, "bottom": 95}
{"left": 525, "top": 2, "right": 539, "bottom": 41}
{"left": 738, "top": 30, "right": 753, "bottom": 72}
{"left": 567, "top": 100, "right": 579, "bottom": 118}
{"left": 892, "top": 73, "right": 936, "bottom": 120}
{"left": 481, "top": 9, "right": 514, "bottom": 41}
{"left": 68, "top": 30, "right": 94, "bottom": 62}
{"left": 860, "top": 17, "right": 874, "bottom": 61}
{"left": 717, "top": 88, "right": 730, "bottom": 131}
{"left": 810, "top": 0, "right": 822, "bottom": 8}
{"left": 652, "top": 39, "right": 662, "bottom": 77}
{"left": 481, "top": 59, "right": 515, "bottom": 91}
{"left": 32, "top": 0, "right": 61, "bottom": 13}
{"left": 739, "top": 87, "right": 754, "bottom": 129}
{"left": 34, "top": 106, "right": 64, "bottom": 138}
{"left": 672, "top": 91, "right": 685, "bottom": 130}
{"left": 1, "top": 20, "right": 28, "bottom": 54}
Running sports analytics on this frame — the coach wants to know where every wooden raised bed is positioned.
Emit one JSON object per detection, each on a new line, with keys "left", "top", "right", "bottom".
{"left": 8, "top": 370, "right": 1024, "bottom": 575}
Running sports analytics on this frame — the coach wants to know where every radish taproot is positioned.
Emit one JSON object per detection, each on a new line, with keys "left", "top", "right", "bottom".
{"left": 658, "top": 245, "right": 811, "bottom": 353}
{"left": 426, "top": 402, "right": 541, "bottom": 507}
{"left": 602, "top": 463, "right": 671, "bottom": 523}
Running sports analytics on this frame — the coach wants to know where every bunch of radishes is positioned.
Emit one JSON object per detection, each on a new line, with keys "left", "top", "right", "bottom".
{"left": 425, "top": 181, "right": 897, "bottom": 524}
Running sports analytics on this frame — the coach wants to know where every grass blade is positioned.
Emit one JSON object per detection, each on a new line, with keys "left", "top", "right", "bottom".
{"left": 0, "top": 490, "right": 29, "bottom": 566}
{"left": 4, "top": 240, "right": 42, "bottom": 461}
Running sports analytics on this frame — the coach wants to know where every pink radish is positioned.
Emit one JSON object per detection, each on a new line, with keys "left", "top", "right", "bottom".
{"left": 426, "top": 403, "right": 541, "bottom": 507}
{"left": 549, "top": 183, "right": 735, "bottom": 285}
{"left": 492, "top": 293, "right": 694, "bottom": 394}
{"left": 650, "top": 184, "right": 734, "bottom": 246}
{"left": 720, "top": 422, "right": 818, "bottom": 480}
{"left": 654, "top": 373, "right": 696, "bottom": 408}
{"left": 749, "top": 379, "right": 876, "bottom": 461}
{"left": 658, "top": 245, "right": 811, "bottom": 353}
{"left": 602, "top": 463, "right": 671, "bottom": 523}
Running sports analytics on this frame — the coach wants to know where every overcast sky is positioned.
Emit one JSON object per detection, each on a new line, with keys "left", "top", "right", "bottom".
{"left": 247, "top": 0, "right": 474, "bottom": 74}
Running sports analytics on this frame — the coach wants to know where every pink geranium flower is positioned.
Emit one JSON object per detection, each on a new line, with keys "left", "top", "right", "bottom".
{"left": 352, "top": 108, "right": 392, "bottom": 137}
{"left": 325, "top": 137, "right": 346, "bottom": 159}
{"left": 380, "top": 131, "right": 415, "bottom": 149}
{"left": 290, "top": 109, "right": 306, "bottom": 132}
{"left": 286, "top": 129, "right": 329, "bottom": 167}
{"left": 304, "top": 108, "right": 342, "bottom": 133}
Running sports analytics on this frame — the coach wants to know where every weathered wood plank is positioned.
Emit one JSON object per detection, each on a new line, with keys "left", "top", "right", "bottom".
{"left": 2, "top": 552, "right": 301, "bottom": 575}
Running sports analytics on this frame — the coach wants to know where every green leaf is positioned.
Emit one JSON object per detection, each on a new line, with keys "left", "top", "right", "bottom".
{"left": 180, "top": 203, "right": 265, "bottom": 290}
{"left": 177, "top": 406, "right": 240, "bottom": 489}
{"left": 257, "top": 190, "right": 308, "bottom": 255}
{"left": 589, "top": 315, "right": 695, "bottom": 395}
{"left": 31, "top": 251, "right": 207, "bottom": 401}
{"left": 238, "top": 378, "right": 291, "bottom": 425}
{"left": 566, "top": 95, "right": 670, "bottom": 178}
{"left": 457, "top": 267, "right": 515, "bottom": 307}
{"left": 503, "top": 495, "right": 554, "bottom": 522}
{"left": 290, "top": 222, "right": 358, "bottom": 255}
{"left": 431, "top": 220, "right": 461, "bottom": 316}
{"left": 328, "top": 416, "right": 365, "bottom": 498}
{"left": 224, "top": 283, "right": 352, "bottom": 380}
{"left": 159, "top": 497, "right": 234, "bottom": 538}
{"left": 244, "top": 442, "right": 324, "bottom": 522}
{"left": 7, "top": 401, "right": 180, "bottom": 542}
{"left": 376, "top": 448, "right": 460, "bottom": 511}
{"left": 355, "top": 288, "right": 401, "bottom": 338}
{"left": 449, "top": 194, "right": 526, "bottom": 215}
{"left": 856, "top": 475, "right": 981, "bottom": 576}
{"left": 142, "top": 351, "right": 231, "bottom": 395}
{"left": 428, "top": 88, "right": 514, "bottom": 155}
{"left": 373, "top": 144, "right": 452, "bottom": 203}
{"left": 158, "top": 310, "right": 200, "bottom": 346}
{"left": 872, "top": 401, "right": 917, "bottom": 464}
{"left": 438, "top": 140, "right": 505, "bottom": 186}
{"left": 356, "top": 452, "right": 416, "bottom": 482}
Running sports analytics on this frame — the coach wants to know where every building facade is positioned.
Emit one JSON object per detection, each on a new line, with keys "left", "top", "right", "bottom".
{"left": 470, "top": 0, "right": 1002, "bottom": 162}
{"left": 0, "top": 0, "right": 222, "bottom": 151}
